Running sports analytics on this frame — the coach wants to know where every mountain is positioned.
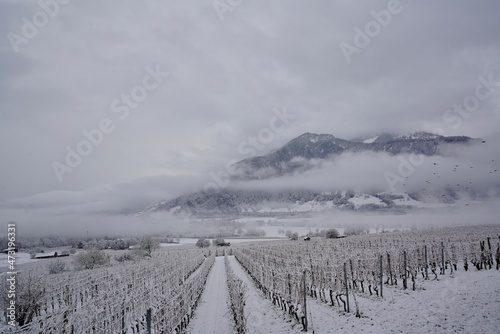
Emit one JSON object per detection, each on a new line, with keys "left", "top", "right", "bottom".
{"left": 139, "top": 189, "right": 408, "bottom": 216}
{"left": 231, "top": 132, "right": 475, "bottom": 180}
{"left": 139, "top": 132, "right": 480, "bottom": 216}
{"left": 138, "top": 187, "right": 481, "bottom": 217}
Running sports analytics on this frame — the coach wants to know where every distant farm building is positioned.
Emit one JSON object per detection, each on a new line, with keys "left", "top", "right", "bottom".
{"left": 34, "top": 249, "right": 71, "bottom": 259}
{"left": 35, "top": 252, "right": 58, "bottom": 259}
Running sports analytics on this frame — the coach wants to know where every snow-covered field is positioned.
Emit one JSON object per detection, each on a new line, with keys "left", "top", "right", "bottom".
{"left": 0, "top": 252, "right": 38, "bottom": 270}
{"left": 187, "top": 255, "right": 500, "bottom": 334}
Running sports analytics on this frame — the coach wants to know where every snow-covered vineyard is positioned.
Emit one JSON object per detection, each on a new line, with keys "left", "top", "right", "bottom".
{"left": 1, "top": 249, "right": 214, "bottom": 333}
{"left": 2, "top": 225, "right": 500, "bottom": 333}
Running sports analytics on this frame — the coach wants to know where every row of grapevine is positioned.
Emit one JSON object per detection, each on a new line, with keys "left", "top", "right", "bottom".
{"left": 234, "top": 249, "right": 310, "bottom": 330}
{"left": 224, "top": 255, "right": 247, "bottom": 333}
{"left": 5, "top": 249, "right": 214, "bottom": 334}
{"left": 233, "top": 225, "right": 500, "bottom": 324}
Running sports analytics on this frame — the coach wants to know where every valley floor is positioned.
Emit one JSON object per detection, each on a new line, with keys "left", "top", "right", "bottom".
{"left": 187, "top": 256, "right": 500, "bottom": 334}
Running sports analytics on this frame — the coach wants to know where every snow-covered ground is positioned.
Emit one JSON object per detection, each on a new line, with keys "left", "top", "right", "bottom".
{"left": 348, "top": 194, "right": 387, "bottom": 208}
{"left": 303, "top": 269, "right": 500, "bottom": 334}
{"left": 363, "top": 136, "right": 379, "bottom": 144}
{"left": 188, "top": 255, "right": 500, "bottom": 334}
{"left": 0, "top": 252, "right": 38, "bottom": 270}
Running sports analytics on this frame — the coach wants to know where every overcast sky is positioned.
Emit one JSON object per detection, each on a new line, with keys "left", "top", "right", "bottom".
{"left": 1, "top": 0, "right": 500, "bottom": 210}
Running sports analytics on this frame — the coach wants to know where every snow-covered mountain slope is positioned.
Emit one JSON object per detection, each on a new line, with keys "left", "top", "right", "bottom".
{"left": 231, "top": 132, "right": 476, "bottom": 180}
{"left": 137, "top": 188, "right": 476, "bottom": 216}
{"left": 138, "top": 131, "right": 488, "bottom": 217}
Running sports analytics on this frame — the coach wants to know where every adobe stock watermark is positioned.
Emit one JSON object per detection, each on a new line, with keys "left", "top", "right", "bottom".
{"left": 195, "top": 107, "right": 296, "bottom": 193}
{"left": 213, "top": 0, "right": 244, "bottom": 21}
{"left": 435, "top": 66, "right": 500, "bottom": 134}
{"left": 339, "top": 0, "right": 408, "bottom": 64}
{"left": 51, "top": 65, "right": 169, "bottom": 182}
{"left": 7, "top": 0, "right": 71, "bottom": 53}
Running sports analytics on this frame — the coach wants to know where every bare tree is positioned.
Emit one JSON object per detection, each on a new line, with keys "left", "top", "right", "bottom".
{"left": 139, "top": 236, "right": 160, "bottom": 257}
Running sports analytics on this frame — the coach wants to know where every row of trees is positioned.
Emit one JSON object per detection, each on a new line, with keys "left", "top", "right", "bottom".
{"left": 1, "top": 233, "right": 172, "bottom": 254}
{"left": 44, "top": 236, "right": 161, "bottom": 275}
{"left": 196, "top": 238, "right": 231, "bottom": 248}
{"left": 285, "top": 228, "right": 341, "bottom": 240}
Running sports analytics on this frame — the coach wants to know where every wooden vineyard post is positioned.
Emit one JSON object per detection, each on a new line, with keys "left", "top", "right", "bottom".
{"left": 403, "top": 250, "right": 407, "bottom": 290}
{"left": 303, "top": 270, "right": 308, "bottom": 332}
{"left": 387, "top": 253, "right": 393, "bottom": 285}
{"left": 441, "top": 241, "right": 445, "bottom": 275}
{"left": 121, "top": 306, "right": 125, "bottom": 334}
{"left": 497, "top": 242, "right": 500, "bottom": 270}
{"left": 146, "top": 308, "right": 152, "bottom": 334}
{"left": 424, "top": 245, "right": 429, "bottom": 280}
{"left": 261, "top": 265, "right": 265, "bottom": 295}
{"left": 288, "top": 273, "right": 292, "bottom": 299}
{"left": 487, "top": 237, "right": 492, "bottom": 269}
{"left": 379, "top": 255, "right": 383, "bottom": 298}
{"left": 344, "top": 262, "right": 350, "bottom": 313}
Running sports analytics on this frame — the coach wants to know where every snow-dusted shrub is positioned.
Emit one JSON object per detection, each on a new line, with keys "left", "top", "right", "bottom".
{"left": 115, "top": 252, "right": 135, "bottom": 263}
{"left": 325, "top": 228, "right": 340, "bottom": 239}
{"left": 48, "top": 259, "right": 67, "bottom": 274}
{"left": 196, "top": 238, "right": 211, "bottom": 248}
{"left": 73, "top": 248, "right": 110, "bottom": 270}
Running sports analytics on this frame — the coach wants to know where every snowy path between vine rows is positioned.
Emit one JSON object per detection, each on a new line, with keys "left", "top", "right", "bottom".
{"left": 186, "top": 257, "right": 233, "bottom": 334}
{"left": 187, "top": 256, "right": 304, "bottom": 334}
